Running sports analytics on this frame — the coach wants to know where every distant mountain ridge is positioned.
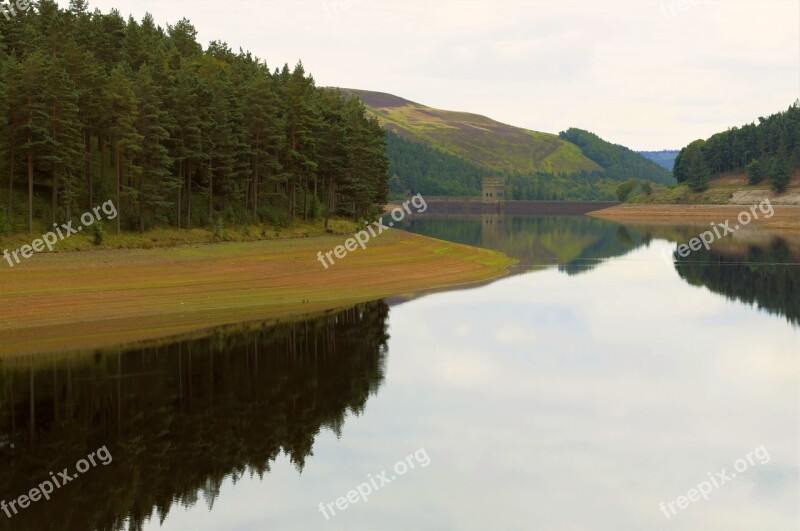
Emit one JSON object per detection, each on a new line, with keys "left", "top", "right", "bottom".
{"left": 639, "top": 150, "right": 679, "bottom": 171}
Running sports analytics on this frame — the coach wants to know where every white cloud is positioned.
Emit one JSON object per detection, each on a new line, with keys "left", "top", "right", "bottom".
{"left": 59, "top": 0, "right": 799, "bottom": 149}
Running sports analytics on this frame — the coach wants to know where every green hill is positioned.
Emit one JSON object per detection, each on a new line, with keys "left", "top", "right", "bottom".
{"left": 559, "top": 128, "right": 674, "bottom": 184}
{"left": 340, "top": 89, "right": 601, "bottom": 175}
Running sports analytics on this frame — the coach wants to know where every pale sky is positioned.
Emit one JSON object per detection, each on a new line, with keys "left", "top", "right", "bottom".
{"left": 56, "top": 0, "right": 799, "bottom": 150}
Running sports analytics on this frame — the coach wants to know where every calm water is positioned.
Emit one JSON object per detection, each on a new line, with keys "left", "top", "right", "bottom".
{"left": 1, "top": 215, "right": 798, "bottom": 530}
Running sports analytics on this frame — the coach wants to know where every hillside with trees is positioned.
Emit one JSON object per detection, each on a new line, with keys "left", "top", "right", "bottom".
{"left": 674, "top": 102, "right": 799, "bottom": 193}
{"left": 0, "top": 1, "right": 389, "bottom": 236}
{"left": 360, "top": 89, "right": 674, "bottom": 200}
{"left": 387, "top": 129, "right": 668, "bottom": 200}
{"left": 342, "top": 88, "right": 602, "bottom": 176}
{"left": 558, "top": 128, "right": 674, "bottom": 185}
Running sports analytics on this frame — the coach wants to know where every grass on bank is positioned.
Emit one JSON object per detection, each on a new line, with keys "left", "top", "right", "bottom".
{"left": 0, "top": 229, "right": 516, "bottom": 357}
{"left": 0, "top": 216, "right": 361, "bottom": 253}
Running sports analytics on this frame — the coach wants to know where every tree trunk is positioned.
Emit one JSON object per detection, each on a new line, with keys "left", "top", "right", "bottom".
{"left": 51, "top": 169, "right": 58, "bottom": 226}
{"left": 138, "top": 166, "right": 144, "bottom": 234}
{"left": 323, "top": 175, "right": 331, "bottom": 230}
{"left": 207, "top": 171, "right": 213, "bottom": 221}
{"left": 8, "top": 109, "right": 16, "bottom": 223}
{"left": 27, "top": 103, "right": 33, "bottom": 234}
{"left": 253, "top": 153, "right": 259, "bottom": 220}
{"left": 115, "top": 140, "right": 121, "bottom": 234}
{"left": 177, "top": 159, "right": 182, "bottom": 229}
{"left": 99, "top": 135, "right": 106, "bottom": 191}
{"left": 303, "top": 187, "right": 308, "bottom": 221}
{"left": 52, "top": 114, "right": 58, "bottom": 226}
{"left": 187, "top": 159, "right": 192, "bottom": 226}
{"left": 85, "top": 131, "right": 93, "bottom": 210}
{"left": 8, "top": 117, "right": 17, "bottom": 223}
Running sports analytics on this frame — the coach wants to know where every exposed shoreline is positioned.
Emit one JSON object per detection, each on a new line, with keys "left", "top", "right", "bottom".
{"left": 1, "top": 230, "right": 515, "bottom": 357}
{"left": 588, "top": 204, "right": 800, "bottom": 236}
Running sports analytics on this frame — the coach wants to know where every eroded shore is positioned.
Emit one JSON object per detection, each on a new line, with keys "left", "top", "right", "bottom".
{"left": 588, "top": 204, "right": 800, "bottom": 235}
{"left": 1, "top": 230, "right": 515, "bottom": 357}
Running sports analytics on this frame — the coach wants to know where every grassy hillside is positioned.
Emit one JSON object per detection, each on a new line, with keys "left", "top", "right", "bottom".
{"left": 341, "top": 89, "right": 601, "bottom": 175}
{"left": 386, "top": 130, "right": 628, "bottom": 200}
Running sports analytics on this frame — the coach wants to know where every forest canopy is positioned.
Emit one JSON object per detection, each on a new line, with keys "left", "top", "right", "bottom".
{"left": 0, "top": 0, "right": 389, "bottom": 234}
{"left": 673, "top": 101, "right": 799, "bottom": 192}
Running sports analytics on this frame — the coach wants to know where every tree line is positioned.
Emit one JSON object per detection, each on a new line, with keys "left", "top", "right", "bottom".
{"left": 558, "top": 128, "right": 674, "bottom": 185}
{"left": 674, "top": 101, "right": 799, "bottom": 192}
{"left": 0, "top": 0, "right": 389, "bottom": 235}
{"left": 387, "top": 130, "right": 661, "bottom": 201}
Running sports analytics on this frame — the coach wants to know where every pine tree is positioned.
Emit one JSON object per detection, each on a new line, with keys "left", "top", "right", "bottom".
{"left": 746, "top": 159, "right": 764, "bottom": 185}
{"left": 285, "top": 62, "right": 321, "bottom": 219}
{"left": 104, "top": 66, "right": 141, "bottom": 233}
{"left": 770, "top": 156, "right": 790, "bottom": 193}
{"left": 41, "top": 57, "right": 83, "bottom": 224}
{"left": 134, "top": 64, "right": 174, "bottom": 232}
{"left": 18, "top": 52, "right": 49, "bottom": 233}
{"left": 244, "top": 67, "right": 284, "bottom": 220}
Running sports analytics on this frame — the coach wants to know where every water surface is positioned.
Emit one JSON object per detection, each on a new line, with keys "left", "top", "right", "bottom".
{"left": 1, "top": 214, "right": 798, "bottom": 530}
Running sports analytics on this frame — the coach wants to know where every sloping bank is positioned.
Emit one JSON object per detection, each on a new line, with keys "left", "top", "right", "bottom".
{"left": 0, "top": 230, "right": 515, "bottom": 357}
{"left": 588, "top": 204, "right": 800, "bottom": 235}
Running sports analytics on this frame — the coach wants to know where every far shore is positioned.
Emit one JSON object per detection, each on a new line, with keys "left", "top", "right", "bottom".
{"left": 588, "top": 204, "right": 800, "bottom": 236}
{"left": 1, "top": 230, "right": 515, "bottom": 357}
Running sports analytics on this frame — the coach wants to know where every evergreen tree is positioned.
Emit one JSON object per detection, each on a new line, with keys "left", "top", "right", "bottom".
{"left": 41, "top": 57, "right": 83, "bottom": 223}
{"left": 134, "top": 64, "right": 174, "bottom": 232}
{"left": 104, "top": 66, "right": 140, "bottom": 234}
{"left": 746, "top": 159, "right": 764, "bottom": 185}
{"left": 18, "top": 52, "right": 49, "bottom": 233}
{"left": 769, "top": 156, "right": 790, "bottom": 193}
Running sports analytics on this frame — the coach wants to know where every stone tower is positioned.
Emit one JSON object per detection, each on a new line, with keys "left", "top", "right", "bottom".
{"left": 482, "top": 177, "right": 505, "bottom": 204}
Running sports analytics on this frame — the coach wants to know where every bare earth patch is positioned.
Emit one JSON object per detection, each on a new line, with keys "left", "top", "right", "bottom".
{"left": 0, "top": 231, "right": 515, "bottom": 357}
{"left": 588, "top": 204, "right": 800, "bottom": 235}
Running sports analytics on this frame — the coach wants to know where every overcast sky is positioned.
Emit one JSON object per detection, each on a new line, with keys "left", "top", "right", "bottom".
{"left": 57, "top": 0, "right": 799, "bottom": 150}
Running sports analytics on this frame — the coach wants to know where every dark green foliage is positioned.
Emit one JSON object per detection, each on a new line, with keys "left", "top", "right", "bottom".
{"left": 0, "top": 208, "right": 10, "bottom": 235}
{"left": 559, "top": 128, "right": 674, "bottom": 184}
{"left": 91, "top": 220, "right": 105, "bottom": 245}
{"left": 675, "top": 139, "right": 710, "bottom": 191}
{"left": 616, "top": 180, "right": 637, "bottom": 201}
{"left": 0, "top": 3, "right": 388, "bottom": 233}
{"left": 769, "top": 155, "right": 790, "bottom": 193}
{"left": 674, "top": 101, "right": 799, "bottom": 189}
{"left": 746, "top": 159, "right": 764, "bottom": 185}
{"left": 386, "top": 130, "right": 489, "bottom": 196}
{"left": 386, "top": 130, "right": 626, "bottom": 200}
